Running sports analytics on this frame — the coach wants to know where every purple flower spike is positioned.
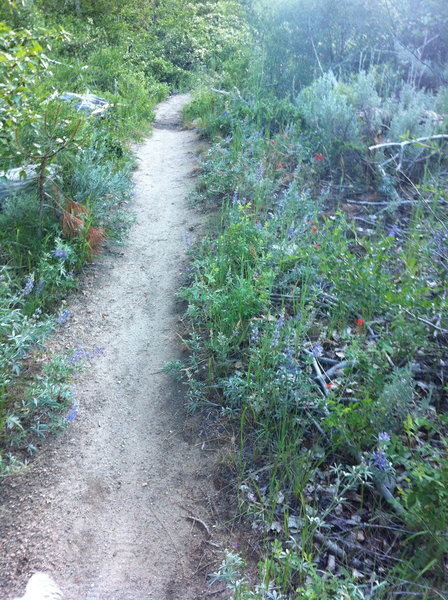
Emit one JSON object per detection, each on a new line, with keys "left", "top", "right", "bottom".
{"left": 22, "top": 276, "right": 35, "bottom": 296}
{"left": 312, "top": 343, "right": 323, "bottom": 358}
{"left": 373, "top": 451, "right": 389, "bottom": 470}
{"left": 66, "top": 402, "right": 79, "bottom": 423}
{"left": 378, "top": 432, "right": 390, "bottom": 442}
{"left": 53, "top": 248, "right": 69, "bottom": 260}
{"left": 58, "top": 309, "right": 71, "bottom": 325}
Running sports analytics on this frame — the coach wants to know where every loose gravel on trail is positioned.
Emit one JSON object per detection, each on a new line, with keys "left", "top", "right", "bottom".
{"left": 0, "top": 95, "right": 228, "bottom": 600}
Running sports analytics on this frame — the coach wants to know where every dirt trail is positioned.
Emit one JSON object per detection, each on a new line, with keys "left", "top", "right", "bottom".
{"left": 0, "top": 95, "right": 228, "bottom": 600}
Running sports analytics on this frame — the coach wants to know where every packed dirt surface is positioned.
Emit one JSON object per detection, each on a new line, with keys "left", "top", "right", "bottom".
{"left": 0, "top": 95, "right": 233, "bottom": 600}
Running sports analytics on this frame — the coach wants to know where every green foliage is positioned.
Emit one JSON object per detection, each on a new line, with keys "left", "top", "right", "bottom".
{"left": 0, "top": 0, "right": 250, "bottom": 477}
{"left": 176, "top": 2, "right": 448, "bottom": 596}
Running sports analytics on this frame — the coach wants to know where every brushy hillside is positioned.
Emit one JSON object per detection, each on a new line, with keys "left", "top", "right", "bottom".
{"left": 0, "top": 0, "right": 248, "bottom": 475}
{"left": 172, "top": 0, "right": 448, "bottom": 598}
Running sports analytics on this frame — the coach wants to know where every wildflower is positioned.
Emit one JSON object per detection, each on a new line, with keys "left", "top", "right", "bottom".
{"left": 310, "top": 225, "right": 318, "bottom": 232}
{"left": 326, "top": 383, "right": 333, "bottom": 389}
{"left": 68, "top": 347, "right": 85, "bottom": 364}
{"left": 271, "top": 316, "right": 284, "bottom": 348}
{"left": 256, "top": 165, "right": 264, "bottom": 180}
{"left": 184, "top": 232, "right": 192, "bottom": 247}
{"left": 313, "top": 153, "right": 324, "bottom": 161}
{"left": 22, "top": 276, "right": 35, "bottom": 296}
{"left": 36, "top": 279, "right": 44, "bottom": 295}
{"left": 232, "top": 191, "right": 238, "bottom": 205}
{"left": 53, "top": 248, "right": 69, "bottom": 261}
{"left": 388, "top": 224, "right": 399, "bottom": 238}
{"left": 378, "top": 432, "right": 390, "bottom": 442}
{"left": 34, "top": 308, "right": 42, "bottom": 316}
{"left": 252, "top": 271, "right": 259, "bottom": 279}
{"left": 312, "top": 243, "right": 320, "bottom": 249}
{"left": 58, "top": 309, "right": 71, "bottom": 325}
{"left": 287, "top": 227, "right": 295, "bottom": 239}
{"left": 284, "top": 173, "right": 289, "bottom": 178}
{"left": 373, "top": 451, "right": 389, "bottom": 471}
{"left": 255, "top": 222, "right": 263, "bottom": 231}
{"left": 66, "top": 401, "right": 79, "bottom": 423}
{"left": 277, "top": 163, "right": 283, "bottom": 169}
{"left": 249, "top": 324, "right": 260, "bottom": 345}
{"left": 312, "top": 343, "right": 323, "bottom": 358}
{"left": 355, "top": 318, "right": 365, "bottom": 333}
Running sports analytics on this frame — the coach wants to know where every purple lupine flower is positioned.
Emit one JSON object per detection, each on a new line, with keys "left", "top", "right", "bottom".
{"left": 66, "top": 402, "right": 79, "bottom": 423}
{"left": 232, "top": 191, "right": 238, "bottom": 205}
{"left": 22, "top": 276, "right": 35, "bottom": 296}
{"left": 58, "top": 309, "right": 71, "bottom": 325}
{"left": 373, "top": 451, "right": 389, "bottom": 470}
{"left": 68, "top": 347, "right": 85, "bottom": 364}
{"left": 255, "top": 222, "right": 263, "bottom": 231}
{"left": 288, "top": 227, "right": 295, "bottom": 239}
{"left": 378, "top": 432, "right": 391, "bottom": 442}
{"left": 250, "top": 324, "right": 260, "bottom": 346}
{"left": 53, "top": 248, "right": 69, "bottom": 260}
{"left": 271, "top": 316, "right": 284, "bottom": 348}
{"left": 256, "top": 166, "right": 264, "bottom": 180}
{"left": 312, "top": 343, "right": 323, "bottom": 358}
{"left": 34, "top": 308, "right": 42, "bottom": 316}
{"left": 388, "top": 224, "right": 399, "bottom": 238}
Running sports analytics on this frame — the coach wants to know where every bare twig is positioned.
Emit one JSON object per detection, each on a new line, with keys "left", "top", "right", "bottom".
{"left": 369, "top": 134, "right": 448, "bottom": 152}
{"left": 184, "top": 515, "right": 211, "bottom": 538}
{"left": 211, "top": 88, "right": 231, "bottom": 96}
{"left": 313, "top": 530, "right": 371, "bottom": 572}
{"left": 311, "top": 355, "right": 329, "bottom": 396}
{"left": 325, "top": 360, "right": 356, "bottom": 379}
{"left": 403, "top": 308, "right": 448, "bottom": 335}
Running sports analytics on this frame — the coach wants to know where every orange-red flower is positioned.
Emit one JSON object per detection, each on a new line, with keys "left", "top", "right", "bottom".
{"left": 355, "top": 318, "right": 365, "bottom": 333}
{"left": 314, "top": 153, "right": 324, "bottom": 161}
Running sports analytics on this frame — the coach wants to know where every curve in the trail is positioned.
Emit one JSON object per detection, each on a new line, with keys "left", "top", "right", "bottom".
{"left": 0, "top": 94, "right": 224, "bottom": 600}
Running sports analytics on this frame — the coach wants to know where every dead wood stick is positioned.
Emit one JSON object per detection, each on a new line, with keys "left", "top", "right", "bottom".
{"left": 312, "top": 530, "right": 369, "bottom": 572}
{"left": 311, "top": 355, "right": 329, "bottom": 396}
{"left": 403, "top": 308, "right": 448, "bottom": 334}
{"left": 211, "top": 88, "right": 231, "bottom": 96}
{"left": 324, "top": 360, "right": 356, "bottom": 379}
{"left": 369, "top": 134, "right": 448, "bottom": 151}
{"left": 184, "top": 515, "right": 211, "bottom": 538}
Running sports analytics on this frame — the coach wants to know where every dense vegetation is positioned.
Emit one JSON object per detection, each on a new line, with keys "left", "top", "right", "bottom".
{"left": 1, "top": 0, "right": 447, "bottom": 598}
{"left": 0, "top": 0, "right": 248, "bottom": 473}
{"left": 174, "top": 0, "right": 448, "bottom": 597}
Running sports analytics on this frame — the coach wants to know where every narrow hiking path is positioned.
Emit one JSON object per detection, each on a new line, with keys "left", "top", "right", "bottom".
{"left": 0, "top": 95, "right": 229, "bottom": 600}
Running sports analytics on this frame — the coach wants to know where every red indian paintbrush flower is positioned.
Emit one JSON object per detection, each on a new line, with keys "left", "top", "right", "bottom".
{"left": 355, "top": 318, "right": 365, "bottom": 333}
